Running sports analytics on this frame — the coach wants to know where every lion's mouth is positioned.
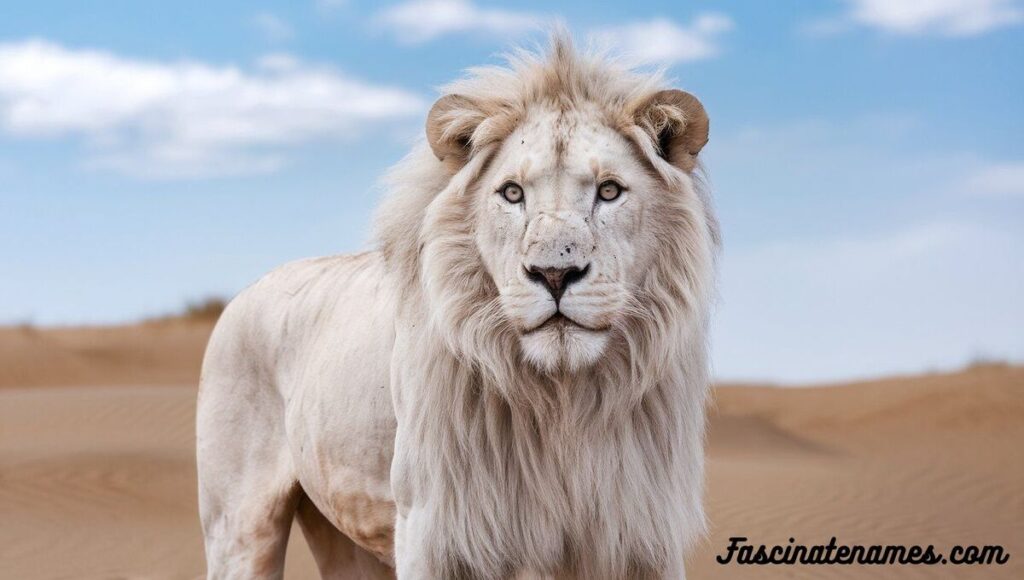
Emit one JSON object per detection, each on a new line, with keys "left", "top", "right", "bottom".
{"left": 524, "top": 313, "right": 608, "bottom": 334}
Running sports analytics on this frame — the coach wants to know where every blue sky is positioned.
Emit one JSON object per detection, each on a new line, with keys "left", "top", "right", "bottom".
{"left": 1, "top": 0, "right": 1022, "bottom": 382}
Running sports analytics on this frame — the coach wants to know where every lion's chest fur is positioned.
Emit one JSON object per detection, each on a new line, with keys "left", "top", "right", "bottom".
{"left": 389, "top": 329, "right": 704, "bottom": 578}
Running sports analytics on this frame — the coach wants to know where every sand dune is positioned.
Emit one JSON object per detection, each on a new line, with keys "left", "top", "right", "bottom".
{"left": 0, "top": 323, "right": 1020, "bottom": 579}
{"left": 698, "top": 366, "right": 1024, "bottom": 579}
{"left": 0, "top": 321, "right": 213, "bottom": 389}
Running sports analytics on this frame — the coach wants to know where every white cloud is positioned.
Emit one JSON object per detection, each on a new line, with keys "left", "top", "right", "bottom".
{"left": 252, "top": 12, "right": 294, "bottom": 42}
{"left": 0, "top": 40, "right": 424, "bottom": 178}
{"left": 962, "top": 161, "right": 1024, "bottom": 197}
{"left": 83, "top": 145, "right": 288, "bottom": 180}
{"left": 375, "top": 1, "right": 733, "bottom": 65}
{"left": 376, "top": 0, "right": 542, "bottom": 43}
{"left": 591, "top": 13, "right": 733, "bottom": 65}
{"left": 823, "top": 0, "right": 1024, "bottom": 37}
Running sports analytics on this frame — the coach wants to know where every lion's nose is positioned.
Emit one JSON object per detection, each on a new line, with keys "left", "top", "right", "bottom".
{"left": 525, "top": 264, "right": 590, "bottom": 303}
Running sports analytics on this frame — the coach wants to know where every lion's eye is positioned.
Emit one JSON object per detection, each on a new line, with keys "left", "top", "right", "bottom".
{"left": 500, "top": 182, "right": 524, "bottom": 204}
{"left": 597, "top": 180, "right": 623, "bottom": 202}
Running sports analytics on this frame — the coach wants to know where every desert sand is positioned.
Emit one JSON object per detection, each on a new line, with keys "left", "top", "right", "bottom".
{"left": 0, "top": 321, "right": 1021, "bottom": 579}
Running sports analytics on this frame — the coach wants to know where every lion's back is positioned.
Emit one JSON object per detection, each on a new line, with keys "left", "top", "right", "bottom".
{"left": 200, "top": 251, "right": 396, "bottom": 404}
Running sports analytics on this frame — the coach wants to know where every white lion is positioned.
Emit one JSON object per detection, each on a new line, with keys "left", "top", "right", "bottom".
{"left": 197, "top": 34, "right": 718, "bottom": 580}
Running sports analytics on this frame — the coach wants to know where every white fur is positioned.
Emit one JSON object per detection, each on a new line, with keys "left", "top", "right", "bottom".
{"left": 197, "top": 34, "right": 718, "bottom": 580}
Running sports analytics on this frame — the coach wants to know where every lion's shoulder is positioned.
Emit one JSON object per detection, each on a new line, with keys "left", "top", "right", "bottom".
{"left": 254, "top": 252, "right": 382, "bottom": 299}
{"left": 213, "top": 252, "right": 387, "bottom": 346}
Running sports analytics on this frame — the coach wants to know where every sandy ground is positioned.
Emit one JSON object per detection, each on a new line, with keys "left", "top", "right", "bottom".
{"left": 1, "top": 322, "right": 1021, "bottom": 579}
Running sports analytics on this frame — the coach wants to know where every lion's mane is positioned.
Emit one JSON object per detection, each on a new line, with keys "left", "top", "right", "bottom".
{"left": 376, "top": 34, "right": 719, "bottom": 579}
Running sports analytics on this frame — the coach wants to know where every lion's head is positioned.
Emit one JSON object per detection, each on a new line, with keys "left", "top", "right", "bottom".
{"left": 378, "top": 36, "right": 718, "bottom": 395}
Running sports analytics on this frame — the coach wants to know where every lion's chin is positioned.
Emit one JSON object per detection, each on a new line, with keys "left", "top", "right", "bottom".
{"left": 519, "top": 322, "right": 610, "bottom": 373}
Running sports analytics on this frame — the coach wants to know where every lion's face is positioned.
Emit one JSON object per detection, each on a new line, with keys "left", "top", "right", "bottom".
{"left": 413, "top": 83, "right": 711, "bottom": 378}
{"left": 472, "top": 106, "right": 661, "bottom": 371}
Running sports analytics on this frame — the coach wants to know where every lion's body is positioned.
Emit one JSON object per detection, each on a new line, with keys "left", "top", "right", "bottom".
{"left": 197, "top": 254, "right": 398, "bottom": 578}
{"left": 198, "top": 35, "right": 717, "bottom": 580}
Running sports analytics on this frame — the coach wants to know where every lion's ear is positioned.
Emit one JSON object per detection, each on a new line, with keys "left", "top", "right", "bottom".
{"left": 426, "top": 94, "right": 486, "bottom": 168}
{"left": 633, "top": 90, "right": 709, "bottom": 173}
